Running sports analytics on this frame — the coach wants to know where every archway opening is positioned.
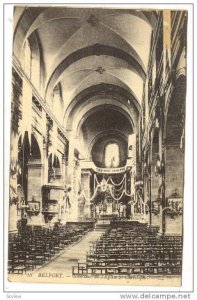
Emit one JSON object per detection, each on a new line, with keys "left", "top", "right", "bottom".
{"left": 17, "top": 132, "right": 42, "bottom": 205}
{"left": 30, "top": 134, "right": 41, "bottom": 160}
{"left": 48, "top": 154, "right": 62, "bottom": 183}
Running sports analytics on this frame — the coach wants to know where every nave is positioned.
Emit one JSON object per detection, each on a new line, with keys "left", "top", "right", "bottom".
{"left": 8, "top": 6, "right": 187, "bottom": 285}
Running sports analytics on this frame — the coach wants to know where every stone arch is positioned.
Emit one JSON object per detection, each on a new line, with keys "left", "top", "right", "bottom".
{"left": 30, "top": 131, "right": 43, "bottom": 162}
{"left": 17, "top": 132, "right": 43, "bottom": 205}
{"left": 50, "top": 82, "right": 64, "bottom": 122}
{"left": 91, "top": 133, "right": 128, "bottom": 168}
{"left": 28, "top": 31, "right": 45, "bottom": 91}
{"left": 63, "top": 83, "right": 140, "bottom": 127}
{"left": 30, "top": 134, "right": 42, "bottom": 160}
{"left": 72, "top": 103, "right": 135, "bottom": 137}
{"left": 88, "top": 129, "right": 128, "bottom": 160}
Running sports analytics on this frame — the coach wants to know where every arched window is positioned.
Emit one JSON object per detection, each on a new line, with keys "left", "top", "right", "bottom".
{"left": 22, "top": 40, "right": 31, "bottom": 78}
{"left": 52, "top": 84, "right": 63, "bottom": 121}
{"left": 105, "top": 143, "right": 120, "bottom": 168}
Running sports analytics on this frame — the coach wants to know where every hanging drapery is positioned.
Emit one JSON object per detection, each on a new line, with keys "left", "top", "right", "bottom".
{"left": 108, "top": 186, "right": 125, "bottom": 201}
{"left": 74, "top": 172, "right": 132, "bottom": 202}
{"left": 113, "top": 184, "right": 125, "bottom": 192}
{"left": 73, "top": 185, "right": 100, "bottom": 202}
{"left": 107, "top": 174, "right": 126, "bottom": 186}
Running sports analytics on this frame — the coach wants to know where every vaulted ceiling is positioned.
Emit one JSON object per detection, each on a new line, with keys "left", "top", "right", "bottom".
{"left": 13, "top": 6, "right": 157, "bottom": 161}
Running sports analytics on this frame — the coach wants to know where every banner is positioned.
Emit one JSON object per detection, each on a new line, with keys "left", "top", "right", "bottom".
{"left": 95, "top": 166, "right": 127, "bottom": 174}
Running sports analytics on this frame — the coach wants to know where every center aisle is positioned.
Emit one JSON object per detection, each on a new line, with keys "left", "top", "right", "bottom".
{"left": 33, "top": 229, "right": 105, "bottom": 278}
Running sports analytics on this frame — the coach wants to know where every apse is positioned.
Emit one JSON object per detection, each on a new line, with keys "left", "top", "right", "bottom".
{"left": 79, "top": 107, "right": 133, "bottom": 163}
{"left": 91, "top": 135, "right": 128, "bottom": 167}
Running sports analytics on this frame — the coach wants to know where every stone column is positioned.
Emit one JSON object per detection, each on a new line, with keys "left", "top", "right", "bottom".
{"left": 9, "top": 71, "right": 23, "bottom": 232}
{"left": 9, "top": 131, "right": 20, "bottom": 232}
{"left": 41, "top": 110, "right": 48, "bottom": 184}
{"left": 27, "top": 162, "right": 43, "bottom": 225}
{"left": 21, "top": 80, "right": 32, "bottom": 140}
{"left": 69, "top": 160, "right": 80, "bottom": 221}
{"left": 81, "top": 170, "right": 92, "bottom": 219}
{"left": 67, "top": 132, "right": 75, "bottom": 187}
{"left": 62, "top": 154, "right": 66, "bottom": 186}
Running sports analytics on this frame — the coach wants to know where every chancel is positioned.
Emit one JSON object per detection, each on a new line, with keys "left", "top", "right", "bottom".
{"left": 8, "top": 6, "right": 186, "bottom": 284}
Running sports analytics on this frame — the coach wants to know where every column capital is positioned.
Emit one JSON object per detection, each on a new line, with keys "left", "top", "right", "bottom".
{"left": 81, "top": 170, "right": 92, "bottom": 176}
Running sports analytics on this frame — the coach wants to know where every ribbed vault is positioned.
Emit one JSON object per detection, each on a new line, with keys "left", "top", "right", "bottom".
{"left": 13, "top": 6, "right": 157, "bottom": 161}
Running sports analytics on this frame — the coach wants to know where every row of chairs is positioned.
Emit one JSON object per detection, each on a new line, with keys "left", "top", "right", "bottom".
{"left": 73, "top": 263, "right": 181, "bottom": 276}
{"left": 72, "top": 221, "right": 182, "bottom": 276}
{"left": 8, "top": 222, "right": 93, "bottom": 274}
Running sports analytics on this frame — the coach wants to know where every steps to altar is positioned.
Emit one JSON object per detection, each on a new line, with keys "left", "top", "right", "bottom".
{"left": 95, "top": 213, "right": 118, "bottom": 230}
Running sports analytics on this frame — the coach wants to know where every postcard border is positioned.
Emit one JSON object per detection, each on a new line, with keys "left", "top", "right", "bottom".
{"left": 2, "top": 1, "right": 195, "bottom": 294}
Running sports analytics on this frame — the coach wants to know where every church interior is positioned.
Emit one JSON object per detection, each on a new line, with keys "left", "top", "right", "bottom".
{"left": 8, "top": 6, "right": 187, "bottom": 282}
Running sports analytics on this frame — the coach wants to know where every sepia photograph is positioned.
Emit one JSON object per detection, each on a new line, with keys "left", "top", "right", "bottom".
{"left": 4, "top": 3, "right": 192, "bottom": 291}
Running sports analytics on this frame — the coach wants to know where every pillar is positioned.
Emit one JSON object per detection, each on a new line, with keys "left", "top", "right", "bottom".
{"left": 27, "top": 162, "right": 43, "bottom": 225}
{"left": 62, "top": 154, "right": 66, "bottom": 186}
{"left": 9, "top": 131, "right": 20, "bottom": 232}
{"left": 67, "top": 132, "right": 75, "bottom": 187}
{"left": 41, "top": 110, "right": 48, "bottom": 184}
{"left": 81, "top": 170, "right": 92, "bottom": 219}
